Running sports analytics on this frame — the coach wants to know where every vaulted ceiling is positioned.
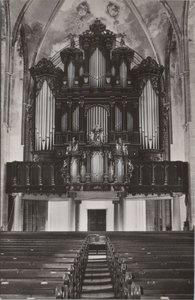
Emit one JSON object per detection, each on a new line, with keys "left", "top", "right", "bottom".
{"left": 9, "top": 0, "right": 187, "bottom": 68}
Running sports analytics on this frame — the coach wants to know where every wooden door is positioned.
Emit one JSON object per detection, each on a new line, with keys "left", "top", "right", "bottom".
{"left": 23, "top": 200, "right": 48, "bottom": 231}
{"left": 88, "top": 209, "right": 106, "bottom": 231}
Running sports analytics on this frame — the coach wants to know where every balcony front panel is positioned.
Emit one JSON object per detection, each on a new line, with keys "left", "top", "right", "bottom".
{"left": 6, "top": 161, "right": 188, "bottom": 195}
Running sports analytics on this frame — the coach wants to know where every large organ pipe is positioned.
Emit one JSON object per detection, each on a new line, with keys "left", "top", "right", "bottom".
{"left": 139, "top": 80, "right": 159, "bottom": 150}
{"left": 49, "top": 95, "right": 53, "bottom": 150}
{"left": 148, "top": 81, "right": 152, "bottom": 149}
{"left": 42, "top": 81, "right": 46, "bottom": 150}
{"left": 46, "top": 84, "right": 50, "bottom": 150}
{"left": 89, "top": 48, "right": 105, "bottom": 87}
{"left": 152, "top": 87, "right": 155, "bottom": 149}
{"left": 156, "top": 90, "right": 159, "bottom": 148}
{"left": 68, "top": 61, "right": 75, "bottom": 88}
{"left": 35, "top": 81, "right": 55, "bottom": 151}
{"left": 120, "top": 61, "right": 127, "bottom": 87}
{"left": 52, "top": 96, "right": 55, "bottom": 148}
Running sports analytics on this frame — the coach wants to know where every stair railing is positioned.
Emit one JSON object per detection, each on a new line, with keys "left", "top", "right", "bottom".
{"left": 55, "top": 237, "right": 89, "bottom": 299}
{"left": 106, "top": 237, "right": 142, "bottom": 299}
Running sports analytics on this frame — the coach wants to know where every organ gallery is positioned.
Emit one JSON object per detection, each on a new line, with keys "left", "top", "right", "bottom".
{"left": 5, "top": 19, "right": 189, "bottom": 232}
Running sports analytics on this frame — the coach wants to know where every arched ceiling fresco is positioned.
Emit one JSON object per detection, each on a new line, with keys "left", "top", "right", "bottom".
{"left": 9, "top": 0, "right": 186, "bottom": 68}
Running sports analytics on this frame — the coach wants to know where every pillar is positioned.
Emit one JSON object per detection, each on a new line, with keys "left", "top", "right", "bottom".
{"left": 67, "top": 101, "right": 72, "bottom": 132}
{"left": 122, "top": 101, "right": 127, "bottom": 131}
{"left": 79, "top": 99, "right": 84, "bottom": 132}
{"left": 113, "top": 200, "right": 119, "bottom": 231}
{"left": 118, "top": 195, "right": 124, "bottom": 231}
{"left": 110, "top": 101, "right": 115, "bottom": 131}
{"left": 13, "top": 193, "right": 23, "bottom": 231}
{"left": 68, "top": 192, "right": 76, "bottom": 231}
{"left": 75, "top": 200, "right": 81, "bottom": 231}
{"left": 172, "top": 193, "right": 186, "bottom": 231}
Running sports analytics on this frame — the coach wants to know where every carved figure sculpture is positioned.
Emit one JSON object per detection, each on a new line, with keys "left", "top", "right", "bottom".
{"left": 89, "top": 125, "right": 103, "bottom": 144}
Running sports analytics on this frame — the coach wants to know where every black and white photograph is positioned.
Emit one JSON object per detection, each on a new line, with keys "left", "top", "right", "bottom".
{"left": 0, "top": 0, "right": 194, "bottom": 299}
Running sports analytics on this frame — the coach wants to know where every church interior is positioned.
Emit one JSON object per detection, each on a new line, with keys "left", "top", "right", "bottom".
{"left": 0, "top": 0, "right": 194, "bottom": 299}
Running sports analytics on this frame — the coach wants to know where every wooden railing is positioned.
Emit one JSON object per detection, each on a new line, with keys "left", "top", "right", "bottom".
{"left": 6, "top": 161, "right": 188, "bottom": 194}
{"left": 55, "top": 236, "right": 89, "bottom": 299}
{"left": 106, "top": 237, "right": 142, "bottom": 299}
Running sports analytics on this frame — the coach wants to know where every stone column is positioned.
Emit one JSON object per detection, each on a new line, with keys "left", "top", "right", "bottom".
{"left": 67, "top": 101, "right": 72, "bottom": 132}
{"left": 104, "top": 151, "right": 109, "bottom": 183}
{"left": 122, "top": 101, "right": 127, "bottom": 131}
{"left": 75, "top": 200, "right": 81, "bottom": 231}
{"left": 172, "top": 193, "right": 186, "bottom": 231}
{"left": 13, "top": 193, "right": 23, "bottom": 231}
{"left": 79, "top": 99, "right": 84, "bottom": 132}
{"left": 110, "top": 101, "right": 115, "bottom": 131}
{"left": 68, "top": 192, "right": 77, "bottom": 231}
{"left": 113, "top": 200, "right": 119, "bottom": 231}
{"left": 118, "top": 193, "right": 124, "bottom": 231}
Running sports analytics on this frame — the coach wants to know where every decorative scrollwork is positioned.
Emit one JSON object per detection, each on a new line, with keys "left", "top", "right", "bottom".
{"left": 127, "top": 159, "right": 134, "bottom": 181}
{"left": 60, "top": 160, "right": 68, "bottom": 181}
{"left": 131, "top": 56, "right": 164, "bottom": 94}
{"left": 79, "top": 19, "right": 116, "bottom": 50}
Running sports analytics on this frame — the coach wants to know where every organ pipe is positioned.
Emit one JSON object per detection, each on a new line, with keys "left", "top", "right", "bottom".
{"left": 139, "top": 80, "right": 159, "bottom": 149}
{"left": 120, "top": 61, "right": 127, "bottom": 87}
{"left": 89, "top": 48, "right": 106, "bottom": 87}
{"left": 35, "top": 81, "right": 55, "bottom": 151}
{"left": 91, "top": 152, "right": 104, "bottom": 182}
{"left": 61, "top": 112, "right": 67, "bottom": 132}
{"left": 87, "top": 106, "right": 108, "bottom": 142}
{"left": 68, "top": 61, "right": 75, "bottom": 88}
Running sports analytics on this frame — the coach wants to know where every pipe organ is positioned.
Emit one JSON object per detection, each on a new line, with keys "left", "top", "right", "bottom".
{"left": 29, "top": 19, "right": 165, "bottom": 189}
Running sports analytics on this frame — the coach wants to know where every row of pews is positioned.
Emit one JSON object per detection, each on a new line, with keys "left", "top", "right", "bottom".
{"left": 0, "top": 232, "right": 87, "bottom": 299}
{"left": 0, "top": 231, "right": 194, "bottom": 299}
{"left": 108, "top": 232, "right": 194, "bottom": 300}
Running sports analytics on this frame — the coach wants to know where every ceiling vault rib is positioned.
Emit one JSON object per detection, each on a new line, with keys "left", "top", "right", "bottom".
{"left": 159, "top": 0, "right": 182, "bottom": 47}
{"left": 32, "top": 0, "right": 66, "bottom": 66}
{"left": 12, "top": 0, "right": 34, "bottom": 46}
{"left": 125, "top": 0, "right": 161, "bottom": 64}
{"left": 182, "top": 0, "right": 191, "bottom": 122}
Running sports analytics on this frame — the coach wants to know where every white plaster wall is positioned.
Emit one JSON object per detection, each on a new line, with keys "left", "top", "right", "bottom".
{"left": 48, "top": 201, "right": 69, "bottom": 231}
{"left": 1, "top": 41, "right": 24, "bottom": 229}
{"left": 124, "top": 199, "right": 146, "bottom": 231}
{"left": 79, "top": 200, "right": 114, "bottom": 231}
{"left": 172, "top": 194, "right": 187, "bottom": 231}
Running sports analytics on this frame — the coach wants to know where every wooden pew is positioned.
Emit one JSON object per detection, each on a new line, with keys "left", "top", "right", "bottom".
{"left": 108, "top": 232, "right": 194, "bottom": 300}
{"left": 0, "top": 232, "right": 87, "bottom": 299}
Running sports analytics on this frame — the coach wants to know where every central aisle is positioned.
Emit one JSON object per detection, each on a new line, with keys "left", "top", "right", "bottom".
{"left": 81, "top": 249, "right": 115, "bottom": 299}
